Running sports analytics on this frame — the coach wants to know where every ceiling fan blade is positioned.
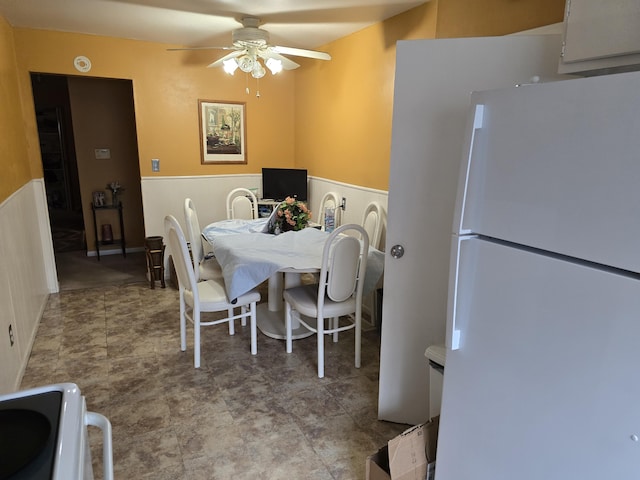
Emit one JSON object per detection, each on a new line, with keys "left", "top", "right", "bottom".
{"left": 272, "top": 46, "right": 331, "bottom": 61}
{"left": 167, "top": 46, "right": 235, "bottom": 51}
{"left": 258, "top": 49, "right": 300, "bottom": 70}
{"left": 207, "top": 50, "right": 246, "bottom": 68}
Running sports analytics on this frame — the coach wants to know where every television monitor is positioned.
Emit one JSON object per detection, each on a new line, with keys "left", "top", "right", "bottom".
{"left": 261, "top": 168, "right": 308, "bottom": 201}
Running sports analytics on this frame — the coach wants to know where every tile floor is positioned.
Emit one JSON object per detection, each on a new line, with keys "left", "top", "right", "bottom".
{"left": 54, "top": 250, "right": 148, "bottom": 291}
{"left": 21, "top": 275, "right": 408, "bottom": 479}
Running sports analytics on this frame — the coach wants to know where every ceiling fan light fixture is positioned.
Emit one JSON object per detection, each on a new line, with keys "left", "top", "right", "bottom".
{"left": 266, "top": 58, "right": 283, "bottom": 75}
{"left": 251, "top": 61, "right": 266, "bottom": 79}
{"left": 223, "top": 58, "right": 238, "bottom": 75}
{"left": 238, "top": 55, "right": 255, "bottom": 73}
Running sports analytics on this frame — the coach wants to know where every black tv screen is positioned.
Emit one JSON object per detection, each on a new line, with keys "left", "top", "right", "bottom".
{"left": 262, "top": 168, "right": 308, "bottom": 201}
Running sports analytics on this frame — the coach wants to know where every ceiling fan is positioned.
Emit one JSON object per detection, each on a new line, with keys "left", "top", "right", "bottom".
{"left": 169, "top": 17, "right": 331, "bottom": 78}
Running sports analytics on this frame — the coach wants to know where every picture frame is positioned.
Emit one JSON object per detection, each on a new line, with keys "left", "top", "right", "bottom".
{"left": 92, "top": 190, "right": 106, "bottom": 207}
{"left": 198, "top": 100, "right": 247, "bottom": 164}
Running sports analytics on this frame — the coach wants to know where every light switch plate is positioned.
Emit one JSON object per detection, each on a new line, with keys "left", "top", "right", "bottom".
{"left": 152, "top": 158, "right": 160, "bottom": 172}
{"left": 95, "top": 148, "right": 111, "bottom": 159}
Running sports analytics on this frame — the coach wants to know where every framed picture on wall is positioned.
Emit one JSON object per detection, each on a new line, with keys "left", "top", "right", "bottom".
{"left": 92, "top": 190, "right": 106, "bottom": 207}
{"left": 198, "top": 100, "right": 247, "bottom": 164}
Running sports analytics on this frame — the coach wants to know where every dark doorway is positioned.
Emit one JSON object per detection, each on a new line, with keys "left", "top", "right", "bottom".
{"left": 31, "top": 74, "right": 147, "bottom": 290}
{"left": 31, "top": 74, "right": 85, "bottom": 253}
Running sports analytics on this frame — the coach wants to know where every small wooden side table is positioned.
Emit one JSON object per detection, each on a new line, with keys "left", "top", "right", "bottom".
{"left": 145, "top": 236, "right": 166, "bottom": 289}
{"left": 91, "top": 202, "right": 126, "bottom": 260}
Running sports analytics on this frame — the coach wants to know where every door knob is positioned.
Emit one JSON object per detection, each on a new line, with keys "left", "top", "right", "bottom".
{"left": 390, "top": 244, "right": 405, "bottom": 259}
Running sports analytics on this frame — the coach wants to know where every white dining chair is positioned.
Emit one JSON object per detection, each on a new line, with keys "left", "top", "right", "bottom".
{"left": 284, "top": 224, "right": 369, "bottom": 378}
{"left": 317, "top": 191, "right": 342, "bottom": 231}
{"left": 183, "top": 198, "right": 224, "bottom": 283}
{"left": 360, "top": 201, "right": 386, "bottom": 328}
{"left": 164, "top": 215, "right": 260, "bottom": 368}
{"left": 185, "top": 198, "right": 239, "bottom": 328}
{"left": 226, "top": 187, "right": 258, "bottom": 220}
{"left": 361, "top": 201, "right": 386, "bottom": 250}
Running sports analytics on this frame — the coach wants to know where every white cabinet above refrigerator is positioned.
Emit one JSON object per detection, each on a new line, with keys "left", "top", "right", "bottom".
{"left": 559, "top": 0, "right": 640, "bottom": 75}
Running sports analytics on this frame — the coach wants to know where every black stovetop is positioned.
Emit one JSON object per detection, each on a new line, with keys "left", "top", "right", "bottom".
{"left": 0, "top": 390, "right": 62, "bottom": 480}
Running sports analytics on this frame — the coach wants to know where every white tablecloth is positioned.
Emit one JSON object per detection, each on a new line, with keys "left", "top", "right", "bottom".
{"left": 202, "top": 220, "right": 384, "bottom": 301}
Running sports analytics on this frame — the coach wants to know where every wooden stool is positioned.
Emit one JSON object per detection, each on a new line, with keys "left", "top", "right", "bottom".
{"left": 145, "top": 236, "right": 165, "bottom": 289}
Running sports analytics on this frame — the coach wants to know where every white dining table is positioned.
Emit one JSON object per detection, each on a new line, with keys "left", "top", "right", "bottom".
{"left": 202, "top": 218, "right": 384, "bottom": 340}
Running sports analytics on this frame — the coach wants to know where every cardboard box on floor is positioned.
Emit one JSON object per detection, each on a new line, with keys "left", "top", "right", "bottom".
{"left": 366, "top": 445, "right": 391, "bottom": 480}
{"left": 366, "top": 416, "right": 439, "bottom": 480}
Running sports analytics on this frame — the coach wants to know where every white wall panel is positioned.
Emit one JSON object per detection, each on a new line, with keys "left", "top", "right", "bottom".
{"left": 141, "top": 174, "right": 388, "bottom": 242}
{"left": 141, "top": 174, "right": 262, "bottom": 237}
{"left": 0, "top": 181, "right": 52, "bottom": 393}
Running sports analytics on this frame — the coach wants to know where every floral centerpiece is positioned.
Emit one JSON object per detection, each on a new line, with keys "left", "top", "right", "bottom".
{"left": 270, "top": 197, "right": 312, "bottom": 233}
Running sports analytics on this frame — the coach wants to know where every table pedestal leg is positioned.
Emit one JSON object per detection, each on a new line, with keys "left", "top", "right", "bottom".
{"left": 256, "top": 272, "right": 313, "bottom": 340}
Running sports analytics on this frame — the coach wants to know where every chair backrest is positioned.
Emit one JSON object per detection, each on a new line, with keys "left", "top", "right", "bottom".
{"left": 183, "top": 198, "right": 204, "bottom": 281}
{"left": 226, "top": 188, "right": 258, "bottom": 220}
{"left": 164, "top": 215, "right": 197, "bottom": 298}
{"left": 361, "top": 201, "right": 386, "bottom": 250}
{"left": 317, "top": 191, "right": 342, "bottom": 230}
{"left": 319, "top": 224, "right": 369, "bottom": 304}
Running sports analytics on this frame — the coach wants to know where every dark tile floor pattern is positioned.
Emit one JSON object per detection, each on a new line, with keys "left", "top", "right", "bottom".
{"left": 21, "top": 283, "right": 408, "bottom": 479}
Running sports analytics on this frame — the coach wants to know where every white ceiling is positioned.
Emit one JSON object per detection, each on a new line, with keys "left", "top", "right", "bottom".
{"left": 0, "top": 0, "right": 427, "bottom": 49}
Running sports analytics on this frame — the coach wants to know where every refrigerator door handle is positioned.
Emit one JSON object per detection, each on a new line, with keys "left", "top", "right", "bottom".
{"left": 447, "top": 235, "right": 471, "bottom": 350}
{"left": 453, "top": 103, "right": 484, "bottom": 235}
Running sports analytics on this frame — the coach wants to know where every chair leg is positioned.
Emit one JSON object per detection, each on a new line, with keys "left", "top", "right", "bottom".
{"left": 240, "top": 305, "right": 247, "bottom": 327}
{"left": 285, "top": 301, "right": 293, "bottom": 354}
{"left": 355, "top": 310, "right": 362, "bottom": 369}
{"left": 332, "top": 317, "right": 339, "bottom": 342}
{"left": 317, "top": 315, "right": 324, "bottom": 378}
{"left": 228, "top": 308, "right": 235, "bottom": 335}
{"left": 250, "top": 302, "right": 257, "bottom": 355}
{"left": 179, "top": 289, "right": 186, "bottom": 352}
{"left": 194, "top": 307, "right": 201, "bottom": 368}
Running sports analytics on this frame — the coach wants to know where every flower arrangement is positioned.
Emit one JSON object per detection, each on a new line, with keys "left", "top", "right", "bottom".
{"left": 270, "top": 197, "right": 312, "bottom": 233}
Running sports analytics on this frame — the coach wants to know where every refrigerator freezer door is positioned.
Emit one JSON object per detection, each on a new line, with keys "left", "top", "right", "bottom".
{"left": 438, "top": 238, "right": 640, "bottom": 480}
{"left": 456, "top": 71, "right": 640, "bottom": 274}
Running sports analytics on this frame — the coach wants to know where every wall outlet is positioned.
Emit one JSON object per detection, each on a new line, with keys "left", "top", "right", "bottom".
{"left": 341, "top": 197, "right": 347, "bottom": 210}
{"left": 152, "top": 158, "right": 160, "bottom": 172}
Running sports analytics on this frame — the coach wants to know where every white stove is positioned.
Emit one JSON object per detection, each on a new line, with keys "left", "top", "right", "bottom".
{"left": 0, "top": 383, "right": 113, "bottom": 479}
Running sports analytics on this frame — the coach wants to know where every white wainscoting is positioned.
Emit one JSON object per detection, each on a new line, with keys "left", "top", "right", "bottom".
{"left": 140, "top": 174, "right": 263, "bottom": 237}
{"left": 141, "top": 174, "right": 388, "bottom": 240}
{"left": 308, "top": 177, "right": 388, "bottom": 250}
{"left": 0, "top": 180, "right": 55, "bottom": 393}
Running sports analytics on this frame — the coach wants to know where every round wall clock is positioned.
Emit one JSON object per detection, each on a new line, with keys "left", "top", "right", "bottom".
{"left": 73, "top": 56, "right": 92, "bottom": 73}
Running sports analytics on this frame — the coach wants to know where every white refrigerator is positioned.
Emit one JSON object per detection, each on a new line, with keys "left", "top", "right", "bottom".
{"left": 438, "top": 70, "right": 640, "bottom": 479}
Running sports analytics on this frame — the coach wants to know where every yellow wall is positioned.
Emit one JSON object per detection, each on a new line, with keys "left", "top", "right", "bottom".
{"left": 2, "top": 0, "right": 565, "bottom": 204}
{"left": 294, "top": 0, "right": 565, "bottom": 191}
{"left": 435, "top": 0, "right": 566, "bottom": 38}
{"left": 11, "top": 28, "right": 297, "bottom": 180}
{"left": 294, "top": 3, "right": 439, "bottom": 191}
{"left": 0, "top": 16, "right": 32, "bottom": 202}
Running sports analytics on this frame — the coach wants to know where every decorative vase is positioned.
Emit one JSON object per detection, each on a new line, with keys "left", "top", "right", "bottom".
{"left": 101, "top": 224, "right": 113, "bottom": 244}
{"left": 111, "top": 191, "right": 119, "bottom": 206}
